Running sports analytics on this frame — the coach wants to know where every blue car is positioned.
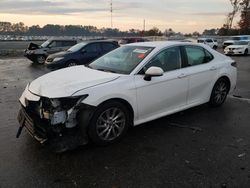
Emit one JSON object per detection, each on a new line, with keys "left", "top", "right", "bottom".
{"left": 45, "top": 40, "right": 119, "bottom": 69}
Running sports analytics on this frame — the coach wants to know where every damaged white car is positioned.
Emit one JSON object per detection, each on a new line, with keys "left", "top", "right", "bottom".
{"left": 17, "top": 41, "right": 237, "bottom": 152}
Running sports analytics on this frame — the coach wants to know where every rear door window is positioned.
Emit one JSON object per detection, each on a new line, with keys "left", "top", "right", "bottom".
{"left": 185, "top": 46, "right": 213, "bottom": 66}
{"left": 85, "top": 43, "right": 101, "bottom": 53}
{"left": 62, "top": 41, "right": 77, "bottom": 47}
{"left": 101, "top": 43, "right": 117, "bottom": 53}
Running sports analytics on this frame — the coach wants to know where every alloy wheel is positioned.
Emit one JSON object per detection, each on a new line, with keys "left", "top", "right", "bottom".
{"left": 96, "top": 107, "right": 126, "bottom": 141}
{"left": 213, "top": 81, "right": 228, "bottom": 104}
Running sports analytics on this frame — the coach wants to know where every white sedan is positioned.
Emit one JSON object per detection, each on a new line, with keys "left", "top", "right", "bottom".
{"left": 224, "top": 40, "right": 250, "bottom": 56}
{"left": 17, "top": 41, "right": 237, "bottom": 151}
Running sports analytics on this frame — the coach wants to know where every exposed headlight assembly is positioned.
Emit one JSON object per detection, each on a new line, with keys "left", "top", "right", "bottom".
{"left": 40, "top": 95, "right": 88, "bottom": 125}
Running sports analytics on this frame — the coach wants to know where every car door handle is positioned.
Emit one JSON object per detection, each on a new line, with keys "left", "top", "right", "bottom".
{"left": 178, "top": 73, "right": 187, "bottom": 78}
{"left": 210, "top": 66, "right": 217, "bottom": 71}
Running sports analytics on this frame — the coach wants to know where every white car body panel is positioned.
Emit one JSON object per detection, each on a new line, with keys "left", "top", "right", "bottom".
{"left": 29, "top": 66, "right": 120, "bottom": 98}
{"left": 197, "top": 38, "right": 218, "bottom": 49}
{"left": 134, "top": 69, "right": 188, "bottom": 124}
{"left": 224, "top": 44, "right": 250, "bottom": 55}
{"left": 23, "top": 41, "right": 237, "bottom": 127}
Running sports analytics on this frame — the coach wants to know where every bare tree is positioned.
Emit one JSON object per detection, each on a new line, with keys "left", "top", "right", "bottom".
{"left": 225, "top": 0, "right": 242, "bottom": 29}
{"left": 238, "top": 0, "right": 250, "bottom": 34}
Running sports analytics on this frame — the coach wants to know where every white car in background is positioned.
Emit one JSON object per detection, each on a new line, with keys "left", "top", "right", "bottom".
{"left": 197, "top": 38, "right": 218, "bottom": 49}
{"left": 224, "top": 40, "right": 250, "bottom": 56}
{"left": 17, "top": 41, "right": 237, "bottom": 152}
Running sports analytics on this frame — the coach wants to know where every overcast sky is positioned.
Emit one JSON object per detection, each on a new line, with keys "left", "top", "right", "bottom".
{"left": 0, "top": 0, "right": 233, "bottom": 33}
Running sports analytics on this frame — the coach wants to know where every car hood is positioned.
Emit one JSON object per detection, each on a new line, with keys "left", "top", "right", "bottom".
{"left": 223, "top": 40, "right": 235, "bottom": 44}
{"left": 29, "top": 66, "right": 120, "bottom": 98}
{"left": 226, "top": 44, "right": 247, "bottom": 48}
{"left": 48, "top": 51, "right": 72, "bottom": 58}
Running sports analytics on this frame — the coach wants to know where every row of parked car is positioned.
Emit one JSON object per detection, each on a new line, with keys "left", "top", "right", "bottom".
{"left": 197, "top": 36, "right": 250, "bottom": 56}
{"left": 24, "top": 36, "right": 249, "bottom": 71}
{"left": 24, "top": 37, "right": 150, "bottom": 69}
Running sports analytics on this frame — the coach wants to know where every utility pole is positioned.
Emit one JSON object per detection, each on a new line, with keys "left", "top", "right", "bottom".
{"left": 110, "top": 0, "right": 113, "bottom": 28}
{"left": 143, "top": 19, "right": 145, "bottom": 31}
{"left": 142, "top": 19, "right": 145, "bottom": 36}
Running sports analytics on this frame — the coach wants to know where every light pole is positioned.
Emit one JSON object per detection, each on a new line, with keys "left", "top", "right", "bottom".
{"left": 110, "top": 0, "right": 113, "bottom": 28}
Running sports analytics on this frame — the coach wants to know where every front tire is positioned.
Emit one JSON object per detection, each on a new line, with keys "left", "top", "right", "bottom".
{"left": 67, "top": 60, "right": 78, "bottom": 67}
{"left": 209, "top": 78, "right": 230, "bottom": 107}
{"left": 244, "top": 49, "right": 248, "bottom": 56}
{"left": 36, "top": 55, "right": 46, "bottom": 64}
{"left": 88, "top": 101, "right": 130, "bottom": 145}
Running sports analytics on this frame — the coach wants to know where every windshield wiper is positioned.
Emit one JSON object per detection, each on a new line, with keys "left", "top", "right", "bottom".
{"left": 85, "top": 64, "right": 93, "bottom": 69}
{"left": 96, "top": 68, "right": 116, "bottom": 73}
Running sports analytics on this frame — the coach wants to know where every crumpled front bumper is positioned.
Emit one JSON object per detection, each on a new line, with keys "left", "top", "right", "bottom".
{"left": 17, "top": 84, "right": 95, "bottom": 151}
{"left": 17, "top": 106, "right": 49, "bottom": 143}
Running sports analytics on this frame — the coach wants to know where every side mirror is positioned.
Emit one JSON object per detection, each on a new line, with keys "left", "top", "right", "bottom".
{"left": 81, "top": 49, "right": 86, "bottom": 54}
{"left": 144, "top": 66, "right": 164, "bottom": 81}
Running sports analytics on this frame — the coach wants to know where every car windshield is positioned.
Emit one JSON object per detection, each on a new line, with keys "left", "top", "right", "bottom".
{"left": 232, "top": 36, "right": 248, "bottom": 40}
{"left": 40, "top": 40, "right": 51, "bottom": 48}
{"left": 235, "top": 41, "right": 249, "bottom": 45}
{"left": 197, "top": 40, "right": 204, "bottom": 43}
{"left": 68, "top": 42, "right": 87, "bottom": 52}
{"left": 89, "top": 46, "right": 154, "bottom": 74}
{"left": 119, "top": 39, "right": 129, "bottom": 44}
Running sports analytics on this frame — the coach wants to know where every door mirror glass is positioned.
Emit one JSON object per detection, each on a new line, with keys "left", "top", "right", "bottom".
{"left": 144, "top": 66, "right": 164, "bottom": 81}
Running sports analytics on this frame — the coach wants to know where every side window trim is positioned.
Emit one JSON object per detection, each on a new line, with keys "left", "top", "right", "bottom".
{"left": 180, "top": 46, "right": 189, "bottom": 68}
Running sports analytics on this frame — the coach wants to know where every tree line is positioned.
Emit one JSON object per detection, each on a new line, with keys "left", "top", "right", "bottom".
{"left": 0, "top": 0, "right": 249, "bottom": 38}
{"left": 0, "top": 22, "right": 169, "bottom": 37}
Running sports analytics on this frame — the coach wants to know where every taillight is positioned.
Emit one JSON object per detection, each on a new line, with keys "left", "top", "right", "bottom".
{"left": 231, "top": 62, "right": 237, "bottom": 67}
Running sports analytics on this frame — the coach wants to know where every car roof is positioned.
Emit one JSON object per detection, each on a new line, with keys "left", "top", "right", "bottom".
{"left": 125, "top": 41, "right": 197, "bottom": 48}
{"left": 48, "top": 37, "right": 77, "bottom": 41}
{"left": 82, "top": 40, "right": 118, "bottom": 44}
{"left": 197, "top": 38, "right": 213, "bottom": 40}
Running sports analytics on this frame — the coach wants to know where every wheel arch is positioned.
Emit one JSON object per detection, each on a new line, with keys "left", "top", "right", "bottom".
{"left": 66, "top": 59, "right": 79, "bottom": 64}
{"left": 96, "top": 98, "right": 134, "bottom": 126}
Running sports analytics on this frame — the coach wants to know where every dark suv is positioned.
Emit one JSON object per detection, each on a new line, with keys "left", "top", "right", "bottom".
{"left": 24, "top": 38, "right": 77, "bottom": 64}
{"left": 45, "top": 40, "right": 119, "bottom": 69}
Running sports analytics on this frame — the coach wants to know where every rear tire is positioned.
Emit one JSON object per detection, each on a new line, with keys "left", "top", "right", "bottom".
{"left": 209, "top": 78, "right": 230, "bottom": 107}
{"left": 88, "top": 101, "right": 130, "bottom": 145}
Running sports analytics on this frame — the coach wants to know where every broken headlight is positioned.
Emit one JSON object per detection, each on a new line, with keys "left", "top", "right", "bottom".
{"left": 40, "top": 95, "right": 88, "bottom": 123}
